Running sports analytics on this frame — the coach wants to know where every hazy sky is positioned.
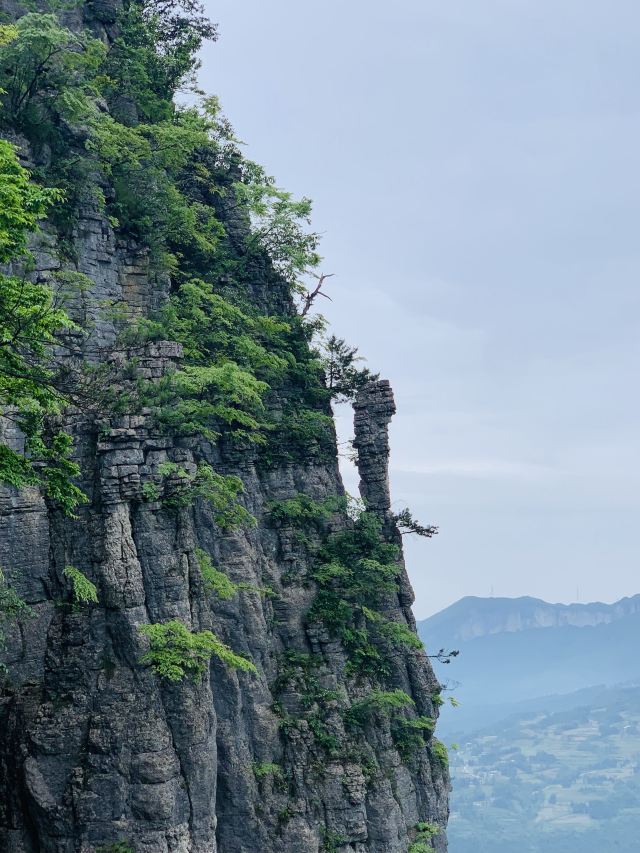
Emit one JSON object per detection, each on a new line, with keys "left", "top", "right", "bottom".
{"left": 200, "top": 1, "right": 640, "bottom": 617}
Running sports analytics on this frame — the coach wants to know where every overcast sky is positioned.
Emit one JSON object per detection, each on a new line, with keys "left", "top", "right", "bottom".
{"left": 200, "top": 1, "right": 640, "bottom": 617}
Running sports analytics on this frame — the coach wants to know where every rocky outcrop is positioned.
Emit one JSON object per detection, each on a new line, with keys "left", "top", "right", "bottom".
{"left": 0, "top": 200, "right": 449, "bottom": 853}
{"left": 0, "top": 3, "right": 449, "bottom": 849}
{"left": 352, "top": 381, "right": 396, "bottom": 515}
{"left": 353, "top": 381, "right": 418, "bottom": 627}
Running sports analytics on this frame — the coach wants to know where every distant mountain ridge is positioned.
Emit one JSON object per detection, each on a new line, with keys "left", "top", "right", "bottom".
{"left": 417, "top": 593, "right": 640, "bottom": 736}
{"left": 418, "top": 593, "right": 640, "bottom": 644}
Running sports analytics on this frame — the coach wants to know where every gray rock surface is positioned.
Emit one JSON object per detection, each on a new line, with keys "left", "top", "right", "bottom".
{"left": 0, "top": 215, "right": 449, "bottom": 850}
{"left": 0, "top": 4, "right": 449, "bottom": 849}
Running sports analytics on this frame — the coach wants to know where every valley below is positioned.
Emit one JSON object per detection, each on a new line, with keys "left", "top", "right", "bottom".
{"left": 419, "top": 595, "right": 640, "bottom": 852}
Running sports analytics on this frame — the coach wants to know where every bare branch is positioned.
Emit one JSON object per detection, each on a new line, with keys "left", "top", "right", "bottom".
{"left": 427, "top": 649, "right": 460, "bottom": 665}
{"left": 301, "top": 272, "right": 335, "bottom": 317}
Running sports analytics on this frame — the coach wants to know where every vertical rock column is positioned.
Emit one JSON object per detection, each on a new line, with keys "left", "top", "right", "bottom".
{"left": 352, "top": 379, "right": 397, "bottom": 516}
{"left": 353, "top": 379, "right": 419, "bottom": 618}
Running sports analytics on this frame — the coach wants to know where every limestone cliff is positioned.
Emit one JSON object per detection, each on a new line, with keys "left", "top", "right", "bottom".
{"left": 0, "top": 2, "right": 449, "bottom": 851}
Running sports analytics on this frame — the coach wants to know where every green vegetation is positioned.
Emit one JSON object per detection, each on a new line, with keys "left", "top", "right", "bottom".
{"left": 139, "top": 619, "right": 256, "bottom": 682}
{"left": 149, "top": 462, "right": 255, "bottom": 529}
{"left": 304, "top": 683, "right": 431, "bottom": 768}
{"left": 320, "top": 828, "right": 348, "bottom": 852}
{"left": 430, "top": 738, "right": 449, "bottom": 768}
{"left": 308, "top": 512, "right": 415, "bottom": 679}
{"left": 0, "top": 14, "right": 105, "bottom": 144}
{"left": 286, "top": 511, "right": 437, "bottom": 764}
{"left": 391, "top": 508, "right": 438, "bottom": 538}
{"left": 409, "top": 821, "right": 440, "bottom": 852}
{"left": 362, "top": 607, "right": 424, "bottom": 650}
{"left": 345, "top": 689, "right": 415, "bottom": 728}
{"left": 0, "top": 1, "right": 446, "bottom": 824}
{"left": 63, "top": 565, "right": 98, "bottom": 604}
{"left": 344, "top": 687, "right": 436, "bottom": 760}
{"left": 252, "top": 761, "right": 285, "bottom": 782}
{"left": 267, "top": 493, "right": 343, "bottom": 527}
{"left": 0, "top": 3, "right": 334, "bottom": 507}
{"left": 125, "top": 276, "right": 293, "bottom": 442}
{"left": 195, "top": 548, "right": 237, "bottom": 599}
{"left": 101, "top": 0, "right": 217, "bottom": 126}
{"left": 394, "top": 717, "right": 437, "bottom": 760}
{"left": 320, "top": 335, "right": 377, "bottom": 402}
{"left": 0, "top": 1, "right": 439, "bottom": 788}
{"left": 0, "top": 140, "right": 86, "bottom": 515}
{"left": 235, "top": 160, "right": 321, "bottom": 286}
{"left": 261, "top": 407, "right": 336, "bottom": 468}
{"left": 272, "top": 651, "right": 344, "bottom": 756}
{"left": 0, "top": 568, "right": 29, "bottom": 668}
{"left": 138, "top": 361, "right": 267, "bottom": 444}
{"left": 141, "top": 482, "right": 160, "bottom": 502}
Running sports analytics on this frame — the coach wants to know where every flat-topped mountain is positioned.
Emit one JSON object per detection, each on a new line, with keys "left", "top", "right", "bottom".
{"left": 418, "top": 595, "right": 640, "bottom": 735}
{"left": 418, "top": 593, "right": 640, "bottom": 645}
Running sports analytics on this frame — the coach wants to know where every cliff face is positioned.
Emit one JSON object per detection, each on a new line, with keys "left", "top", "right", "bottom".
{"left": 0, "top": 3, "right": 449, "bottom": 852}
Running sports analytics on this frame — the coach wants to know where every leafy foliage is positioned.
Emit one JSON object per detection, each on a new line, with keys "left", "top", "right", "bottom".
{"left": 308, "top": 512, "right": 414, "bottom": 678}
{"left": 252, "top": 761, "right": 285, "bottom": 782}
{"left": 344, "top": 687, "right": 436, "bottom": 761}
{"left": 345, "top": 689, "right": 415, "bottom": 728}
{"left": 272, "top": 651, "right": 345, "bottom": 756}
{"left": 392, "top": 715, "right": 436, "bottom": 759}
{"left": 361, "top": 606, "right": 424, "bottom": 651}
{"left": 0, "top": 6, "right": 337, "bottom": 510}
{"left": 0, "top": 139, "right": 60, "bottom": 260}
{"left": 63, "top": 565, "right": 98, "bottom": 604}
{"left": 139, "top": 619, "right": 256, "bottom": 681}
{"left": 195, "top": 547, "right": 237, "bottom": 599}
{"left": 152, "top": 462, "right": 255, "bottom": 529}
{"left": 129, "top": 277, "right": 289, "bottom": 378}
{"left": 0, "top": 9, "right": 442, "bottom": 776}
{"left": 235, "top": 160, "right": 321, "bottom": 286}
{"left": 87, "top": 106, "right": 224, "bottom": 261}
{"left": 0, "top": 140, "right": 86, "bottom": 514}
{"left": 320, "top": 335, "right": 377, "bottom": 402}
{"left": 392, "top": 507, "right": 438, "bottom": 538}
{"left": 320, "top": 828, "right": 348, "bottom": 852}
{"left": 261, "top": 407, "right": 336, "bottom": 468}
{"left": 409, "top": 821, "right": 440, "bottom": 853}
{"left": 101, "top": 0, "right": 217, "bottom": 124}
{"left": 124, "top": 276, "right": 331, "bottom": 450}
{"left": 139, "top": 362, "right": 267, "bottom": 442}
{"left": 0, "top": 13, "right": 105, "bottom": 145}
{"left": 0, "top": 568, "right": 30, "bottom": 667}
{"left": 141, "top": 481, "right": 160, "bottom": 502}
{"left": 430, "top": 738, "right": 449, "bottom": 769}
{"left": 267, "top": 493, "right": 343, "bottom": 528}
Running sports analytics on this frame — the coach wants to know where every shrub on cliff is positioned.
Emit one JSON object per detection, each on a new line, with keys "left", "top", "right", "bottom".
{"left": 0, "top": 140, "right": 86, "bottom": 514}
{"left": 139, "top": 619, "right": 257, "bottom": 681}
